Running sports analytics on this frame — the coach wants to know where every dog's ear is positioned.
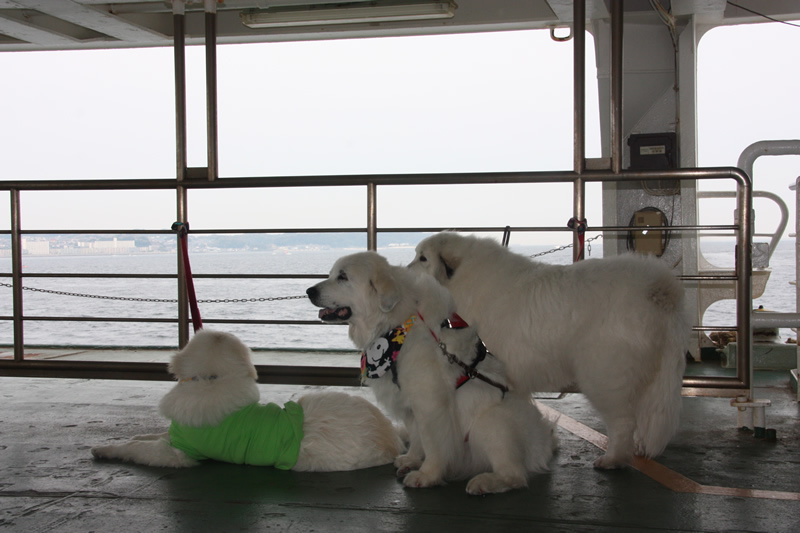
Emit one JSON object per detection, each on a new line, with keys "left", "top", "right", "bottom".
{"left": 372, "top": 267, "right": 400, "bottom": 312}
{"left": 434, "top": 233, "right": 462, "bottom": 279}
{"left": 439, "top": 246, "right": 461, "bottom": 279}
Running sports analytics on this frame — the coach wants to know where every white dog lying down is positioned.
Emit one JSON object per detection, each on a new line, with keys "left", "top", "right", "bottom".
{"left": 91, "top": 329, "right": 404, "bottom": 471}
{"left": 307, "top": 252, "right": 556, "bottom": 495}
{"left": 409, "top": 232, "right": 691, "bottom": 469}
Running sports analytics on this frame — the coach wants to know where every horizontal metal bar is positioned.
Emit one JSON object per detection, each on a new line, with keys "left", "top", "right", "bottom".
{"left": 8, "top": 273, "right": 325, "bottom": 280}
{"left": 751, "top": 312, "right": 800, "bottom": 329}
{"left": 0, "top": 316, "right": 328, "bottom": 326}
{"left": 0, "top": 223, "right": 739, "bottom": 236}
{"left": 0, "top": 357, "right": 747, "bottom": 390}
{"left": 682, "top": 376, "right": 748, "bottom": 389}
{"left": 0, "top": 167, "right": 748, "bottom": 192}
{"left": 681, "top": 387, "right": 751, "bottom": 398}
{"left": 0, "top": 360, "right": 360, "bottom": 386}
{"left": 680, "top": 276, "right": 738, "bottom": 281}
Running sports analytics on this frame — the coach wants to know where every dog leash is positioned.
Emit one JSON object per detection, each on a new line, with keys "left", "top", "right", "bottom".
{"left": 418, "top": 311, "right": 509, "bottom": 396}
{"left": 172, "top": 222, "right": 203, "bottom": 332}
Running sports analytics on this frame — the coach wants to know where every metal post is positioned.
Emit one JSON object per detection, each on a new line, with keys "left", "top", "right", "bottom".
{"left": 736, "top": 170, "right": 753, "bottom": 393}
{"left": 174, "top": 0, "right": 190, "bottom": 347}
{"left": 367, "top": 183, "right": 377, "bottom": 251}
{"left": 573, "top": 0, "right": 586, "bottom": 261}
{"left": 10, "top": 189, "right": 23, "bottom": 361}
{"left": 573, "top": 0, "right": 586, "bottom": 175}
{"left": 205, "top": 0, "right": 219, "bottom": 182}
{"left": 173, "top": 1, "right": 187, "bottom": 182}
{"left": 610, "top": 0, "right": 623, "bottom": 174}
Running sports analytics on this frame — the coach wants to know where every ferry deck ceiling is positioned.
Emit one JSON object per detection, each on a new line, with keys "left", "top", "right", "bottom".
{"left": 0, "top": 1, "right": 799, "bottom": 53}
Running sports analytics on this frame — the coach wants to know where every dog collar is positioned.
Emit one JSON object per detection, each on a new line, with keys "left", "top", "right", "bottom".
{"left": 361, "top": 314, "right": 418, "bottom": 382}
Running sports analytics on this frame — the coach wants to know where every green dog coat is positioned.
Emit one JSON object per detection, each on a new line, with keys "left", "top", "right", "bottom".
{"left": 168, "top": 401, "right": 304, "bottom": 469}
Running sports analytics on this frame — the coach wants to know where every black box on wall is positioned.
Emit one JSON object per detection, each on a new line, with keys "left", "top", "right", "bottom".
{"left": 628, "top": 132, "right": 678, "bottom": 170}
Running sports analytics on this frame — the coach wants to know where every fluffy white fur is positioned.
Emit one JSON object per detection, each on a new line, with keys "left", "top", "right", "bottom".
{"left": 409, "top": 232, "right": 691, "bottom": 469}
{"left": 91, "top": 329, "right": 404, "bottom": 472}
{"left": 307, "top": 252, "right": 556, "bottom": 495}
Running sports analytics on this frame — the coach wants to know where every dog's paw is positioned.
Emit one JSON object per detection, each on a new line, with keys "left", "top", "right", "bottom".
{"left": 394, "top": 454, "right": 422, "bottom": 477}
{"left": 402, "top": 470, "right": 444, "bottom": 489}
{"left": 91, "top": 445, "right": 115, "bottom": 460}
{"left": 466, "top": 473, "right": 526, "bottom": 496}
{"left": 593, "top": 454, "right": 628, "bottom": 470}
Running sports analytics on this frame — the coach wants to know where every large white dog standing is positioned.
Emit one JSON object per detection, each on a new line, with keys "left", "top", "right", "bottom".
{"left": 409, "top": 232, "right": 690, "bottom": 469}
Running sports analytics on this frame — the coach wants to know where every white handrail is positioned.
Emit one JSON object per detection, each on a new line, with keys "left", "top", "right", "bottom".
{"left": 697, "top": 190, "right": 788, "bottom": 263}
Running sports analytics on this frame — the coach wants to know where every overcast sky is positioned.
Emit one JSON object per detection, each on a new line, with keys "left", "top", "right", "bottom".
{"left": 0, "top": 21, "right": 797, "bottom": 246}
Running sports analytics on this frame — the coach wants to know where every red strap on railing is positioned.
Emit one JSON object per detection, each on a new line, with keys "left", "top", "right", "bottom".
{"left": 567, "top": 217, "right": 587, "bottom": 261}
{"left": 172, "top": 222, "right": 203, "bottom": 332}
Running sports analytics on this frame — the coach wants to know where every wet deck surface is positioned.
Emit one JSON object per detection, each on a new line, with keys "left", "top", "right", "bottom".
{"left": 1, "top": 363, "right": 798, "bottom": 532}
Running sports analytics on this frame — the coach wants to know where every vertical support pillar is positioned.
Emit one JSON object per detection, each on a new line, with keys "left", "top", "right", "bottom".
{"left": 736, "top": 172, "right": 753, "bottom": 393}
{"left": 610, "top": 0, "right": 623, "bottom": 174}
{"left": 367, "top": 183, "right": 377, "bottom": 251}
{"left": 205, "top": 0, "right": 219, "bottom": 182}
{"left": 573, "top": 0, "right": 586, "bottom": 262}
{"left": 10, "top": 189, "right": 23, "bottom": 361}
{"left": 173, "top": 0, "right": 190, "bottom": 347}
{"left": 796, "top": 176, "right": 800, "bottom": 401}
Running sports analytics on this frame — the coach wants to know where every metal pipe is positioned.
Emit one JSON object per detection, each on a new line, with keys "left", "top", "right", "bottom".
{"left": 10, "top": 189, "right": 23, "bottom": 361}
{"left": 736, "top": 163, "right": 753, "bottom": 392}
{"left": 573, "top": 0, "right": 585, "bottom": 175}
{"left": 176, "top": 186, "right": 189, "bottom": 347}
{"left": 0, "top": 222, "right": 740, "bottom": 237}
{"left": 173, "top": 1, "right": 190, "bottom": 347}
{"left": 698, "top": 190, "right": 788, "bottom": 262}
{"left": 572, "top": 0, "right": 586, "bottom": 261}
{"left": 0, "top": 167, "right": 751, "bottom": 191}
{"left": 205, "top": 0, "right": 219, "bottom": 181}
{"left": 0, "top": 360, "right": 361, "bottom": 387}
{"left": 610, "top": 0, "right": 623, "bottom": 174}
{"left": 737, "top": 140, "right": 800, "bottom": 178}
{"left": 367, "top": 182, "right": 377, "bottom": 251}
{"left": 173, "top": 0, "right": 187, "bottom": 182}
{"left": 751, "top": 312, "right": 800, "bottom": 329}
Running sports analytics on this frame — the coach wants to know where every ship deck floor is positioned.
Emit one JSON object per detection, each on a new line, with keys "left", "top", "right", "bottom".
{"left": 1, "top": 352, "right": 798, "bottom": 533}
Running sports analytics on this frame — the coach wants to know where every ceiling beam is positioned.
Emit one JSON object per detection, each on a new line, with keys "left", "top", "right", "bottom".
{"left": 11, "top": 0, "right": 167, "bottom": 42}
{"left": 0, "top": 14, "right": 78, "bottom": 45}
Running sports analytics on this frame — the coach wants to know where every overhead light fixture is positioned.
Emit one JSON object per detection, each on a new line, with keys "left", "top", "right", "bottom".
{"left": 240, "top": 1, "right": 457, "bottom": 29}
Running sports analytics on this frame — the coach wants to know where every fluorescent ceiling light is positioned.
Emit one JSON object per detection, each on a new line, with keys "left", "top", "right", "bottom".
{"left": 240, "top": 1, "right": 457, "bottom": 29}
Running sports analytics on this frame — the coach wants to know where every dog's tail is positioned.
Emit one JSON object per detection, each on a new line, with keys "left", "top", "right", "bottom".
{"left": 634, "top": 286, "right": 691, "bottom": 458}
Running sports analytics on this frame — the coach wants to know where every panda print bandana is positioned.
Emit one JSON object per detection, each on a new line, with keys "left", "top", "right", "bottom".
{"left": 361, "top": 314, "right": 419, "bottom": 382}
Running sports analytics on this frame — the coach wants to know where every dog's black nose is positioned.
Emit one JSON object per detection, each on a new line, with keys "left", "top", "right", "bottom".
{"left": 306, "top": 286, "right": 318, "bottom": 300}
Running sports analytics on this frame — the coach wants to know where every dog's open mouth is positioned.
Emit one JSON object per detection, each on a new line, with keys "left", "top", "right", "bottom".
{"left": 318, "top": 306, "right": 352, "bottom": 322}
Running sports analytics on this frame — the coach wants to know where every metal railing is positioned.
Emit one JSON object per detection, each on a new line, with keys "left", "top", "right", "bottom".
{"left": 0, "top": 1, "right": 756, "bottom": 395}
{"left": 0, "top": 166, "right": 753, "bottom": 395}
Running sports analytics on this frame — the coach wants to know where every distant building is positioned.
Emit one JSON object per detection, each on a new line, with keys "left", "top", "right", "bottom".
{"left": 22, "top": 239, "right": 50, "bottom": 255}
{"left": 91, "top": 238, "right": 136, "bottom": 250}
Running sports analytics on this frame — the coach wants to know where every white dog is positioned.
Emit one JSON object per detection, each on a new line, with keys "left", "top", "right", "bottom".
{"left": 409, "top": 232, "right": 690, "bottom": 469}
{"left": 306, "top": 252, "right": 556, "bottom": 495}
{"left": 91, "top": 329, "right": 404, "bottom": 472}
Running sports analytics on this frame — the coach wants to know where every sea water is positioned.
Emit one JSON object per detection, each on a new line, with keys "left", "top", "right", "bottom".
{"left": 0, "top": 240, "right": 795, "bottom": 350}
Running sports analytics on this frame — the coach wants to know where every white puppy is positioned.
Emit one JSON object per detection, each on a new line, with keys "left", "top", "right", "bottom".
{"left": 409, "top": 232, "right": 690, "bottom": 469}
{"left": 91, "top": 329, "right": 404, "bottom": 472}
{"left": 307, "top": 252, "right": 556, "bottom": 495}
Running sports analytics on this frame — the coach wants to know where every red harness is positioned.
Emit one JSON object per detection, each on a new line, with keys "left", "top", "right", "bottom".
{"left": 418, "top": 312, "right": 507, "bottom": 395}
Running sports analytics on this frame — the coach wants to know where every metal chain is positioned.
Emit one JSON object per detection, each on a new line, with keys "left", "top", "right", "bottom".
{"left": 529, "top": 234, "right": 603, "bottom": 258}
{"left": 0, "top": 282, "right": 307, "bottom": 304}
